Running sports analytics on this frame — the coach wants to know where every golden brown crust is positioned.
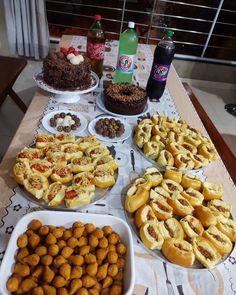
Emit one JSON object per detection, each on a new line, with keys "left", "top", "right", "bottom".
{"left": 180, "top": 215, "right": 204, "bottom": 239}
{"left": 134, "top": 205, "right": 157, "bottom": 228}
{"left": 181, "top": 174, "right": 202, "bottom": 191}
{"left": 125, "top": 185, "right": 149, "bottom": 213}
{"left": 167, "top": 193, "right": 194, "bottom": 217}
{"left": 164, "top": 167, "right": 182, "bottom": 184}
{"left": 139, "top": 221, "right": 164, "bottom": 250}
{"left": 194, "top": 205, "right": 217, "bottom": 227}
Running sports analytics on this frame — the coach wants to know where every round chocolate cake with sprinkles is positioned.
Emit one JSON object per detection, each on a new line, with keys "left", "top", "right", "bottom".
{"left": 43, "top": 48, "right": 91, "bottom": 90}
{"left": 104, "top": 83, "right": 148, "bottom": 115}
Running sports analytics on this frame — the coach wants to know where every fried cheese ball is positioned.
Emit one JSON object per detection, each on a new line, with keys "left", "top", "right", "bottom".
{"left": 6, "top": 276, "right": 19, "bottom": 292}
{"left": 17, "top": 234, "right": 28, "bottom": 248}
{"left": 28, "top": 219, "right": 42, "bottom": 231}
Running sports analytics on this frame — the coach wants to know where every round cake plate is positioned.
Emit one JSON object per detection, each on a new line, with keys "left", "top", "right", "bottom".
{"left": 42, "top": 110, "right": 88, "bottom": 135}
{"left": 88, "top": 115, "right": 132, "bottom": 143}
{"left": 33, "top": 68, "right": 99, "bottom": 103}
{"left": 96, "top": 92, "right": 150, "bottom": 118}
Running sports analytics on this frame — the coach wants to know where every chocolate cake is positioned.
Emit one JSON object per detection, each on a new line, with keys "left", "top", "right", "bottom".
{"left": 43, "top": 49, "right": 92, "bottom": 90}
{"left": 104, "top": 83, "right": 148, "bottom": 115}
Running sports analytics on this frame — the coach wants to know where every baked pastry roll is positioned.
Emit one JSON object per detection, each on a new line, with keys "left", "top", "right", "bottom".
{"left": 162, "top": 238, "right": 195, "bottom": 267}
{"left": 134, "top": 177, "right": 152, "bottom": 191}
{"left": 71, "top": 156, "right": 94, "bottom": 173}
{"left": 93, "top": 155, "right": 118, "bottom": 171}
{"left": 199, "top": 134, "right": 214, "bottom": 146}
{"left": 192, "top": 236, "right": 221, "bottom": 268}
{"left": 150, "top": 135, "right": 166, "bottom": 148}
{"left": 50, "top": 164, "right": 73, "bottom": 183}
{"left": 176, "top": 119, "right": 188, "bottom": 129}
{"left": 151, "top": 115, "right": 159, "bottom": 125}
{"left": 189, "top": 153, "right": 209, "bottom": 169}
{"left": 125, "top": 185, "right": 149, "bottom": 213}
{"left": 167, "top": 131, "right": 184, "bottom": 145}
{"left": 93, "top": 168, "right": 115, "bottom": 188}
{"left": 17, "top": 147, "right": 43, "bottom": 162}
{"left": 134, "top": 125, "right": 152, "bottom": 148}
{"left": 181, "top": 188, "right": 204, "bottom": 207}
{"left": 73, "top": 171, "right": 95, "bottom": 192}
{"left": 143, "top": 167, "right": 163, "bottom": 188}
{"left": 203, "top": 225, "right": 232, "bottom": 255}
{"left": 202, "top": 182, "right": 223, "bottom": 201}
{"left": 143, "top": 141, "right": 160, "bottom": 160}
{"left": 12, "top": 160, "right": 31, "bottom": 185}
{"left": 194, "top": 205, "right": 217, "bottom": 227}
{"left": 159, "top": 116, "right": 177, "bottom": 129}
{"left": 164, "top": 166, "right": 182, "bottom": 184}
{"left": 166, "top": 142, "right": 187, "bottom": 156}
{"left": 35, "top": 133, "right": 55, "bottom": 149}
{"left": 139, "top": 221, "right": 164, "bottom": 250}
{"left": 62, "top": 143, "right": 83, "bottom": 161}
{"left": 138, "top": 118, "right": 154, "bottom": 128}
{"left": 85, "top": 144, "right": 110, "bottom": 159}
{"left": 174, "top": 154, "right": 194, "bottom": 170}
{"left": 184, "top": 134, "right": 202, "bottom": 147}
{"left": 77, "top": 135, "right": 100, "bottom": 151}
{"left": 181, "top": 142, "right": 197, "bottom": 155}
{"left": 43, "top": 144, "right": 62, "bottom": 156}
{"left": 180, "top": 215, "right": 204, "bottom": 238}
{"left": 150, "top": 198, "right": 173, "bottom": 221}
{"left": 30, "top": 159, "right": 53, "bottom": 178}
{"left": 216, "top": 219, "right": 236, "bottom": 242}
{"left": 43, "top": 182, "right": 66, "bottom": 206}
{"left": 152, "top": 187, "right": 171, "bottom": 200}
{"left": 45, "top": 152, "right": 67, "bottom": 165}
{"left": 168, "top": 192, "right": 194, "bottom": 217}
{"left": 159, "top": 218, "right": 184, "bottom": 240}
{"left": 161, "top": 179, "right": 183, "bottom": 194}
{"left": 152, "top": 125, "right": 168, "bottom": 138}
{"left": 65, "top": 186, "right": 91, "bottom": 208}
{"left": 207, "top": 199, "right": 231, "bottom": 219}
{"left": 55, "top": 133, "right": 75, "bottom": 144}
{"left": 181, "top": 174, "right": 202, "bottom": 191}
{"left": 135, "top": 204, "right": 157, "bottom": 228}
{"left": 157, "top": 150, "right": 174, "bottom": 167}
{"left": 23, "top": 172, "right": 49, "bottom": 199}
{"left": 198, "top": 144, "right": 218, "bottom": 161}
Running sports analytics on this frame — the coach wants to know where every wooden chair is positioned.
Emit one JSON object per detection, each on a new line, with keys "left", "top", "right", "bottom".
{"left": 0, "top": 56, "right": 27, "bottom": 113}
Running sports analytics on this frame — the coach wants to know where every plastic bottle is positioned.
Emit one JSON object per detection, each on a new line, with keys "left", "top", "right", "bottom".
{"left": 114, "top": 22, "right": 138, "bottom": 83}
{"left": 87, "top": 14, "right": 105, "bottom": 79}
{"left": 146, "top": 30, "right": 175, "bottom": 101}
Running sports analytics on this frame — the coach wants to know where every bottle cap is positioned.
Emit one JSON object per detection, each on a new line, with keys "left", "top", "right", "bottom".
{"left": 128, "top": 21, "right": 135, "bottom": 29}
{"left": 166, "top": 30, "right": 174, "bottom": 37}
{"left": 95, "top": 15, "right": 102, "bottom": 21}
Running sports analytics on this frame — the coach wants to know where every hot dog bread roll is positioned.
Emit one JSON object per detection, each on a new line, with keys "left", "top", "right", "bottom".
{"left": 181, "top": 142, "right": 197, "bottom": 155}
{"left": 125, "top": 185, "right": 149, "bottom": 213}
{"left": 164, "top": 166, "right": 182, "bottom": 184}
{"left": 202, "top": 182, "right": 223, "bottom": 201}
{"left": 189, "top": 153, "right": 209, "bottom": 169}
{"left": 180, "top": 215, "right": 204, "bottom": 239}
{"left": 161, "top": 179, "right": 183, "bottom": 194}
{"left": 174, "top": 154, "right": 195, "bottom": 170}
{"left": 207, "top": 199, "right": 231, "bottom": 219}
{"left": 152, "top": 125, "right": 168, "bottom": 138}
{"left": 12, "top": 160, "right": 31, "bottom": 185}
{"left": 134, "top": 125, "right": 152, "bottom": 149}
{"left": 156, "top": 150, "right": 174, "bottom": 167}
{"left": 192, "top": 236, "right": 221, "bottom": 268}
{"left": 65, "top": 186, "right": 91, "bottom": 208}
{"left": 77, "top": 135, "right": 100, "bottom": 151}
{"left": 159, "top": 116, "right": 176, "bottom": 129}
{"left": 150, "top": 197, "right": 173, "bottom": 221}
{"left": 159, "top": 218, "right": 184, "bottom": 240}
{"left": 143, "top": 167, "right": 163, "bottom": 188}
{"left": 143, "top": 141, "right": 160, "bottom": 160}
{"left": 23, "top": 173, "right": 49, "bottom": 199}
{"left": 152, "top": 187, "right": 171, "bottom": 201}
{"left": 139, "top": 221, "right": 164, "bottom": 250}
{"left": 35, "top": 133, "right": 54, "bottom": 149}
{"left": 168, "top": 192, "right": 194, "bottom": 217}
{"left": 134, "top": 205, "right": 157, "bottom": 228}
{"left": 216, "top": 219, "right": 236, "bottom": 242}
{"left": 93, "top": 168, "right": 116, "bottom": 188}
{"left": 93, "top": 155, "right": 118, "bottom": 171}
{"left": 184, "top": 133, "right": 202, "bottom": 147}
{"left": 198, "top": 143, "right": 218, "bottom": 161}
{"left": 194, "top": 205, "right": 217, "bottom": 228}
{"left": 73, "top": 171, "right": 95, "bottom": 192}
{"left": 55, "top": 133, "right": 75, "bottom": 144}
{"left": 166, "top": 142, "right": 187, "bottom": 157}
{"left": 134, "top": 177, "right": 152, "bottom": 191}
{"left": 181, "top": 174, "right": 202, "bottom": 191}
{"left": 44, "top": 182, "right": 66, "bottom": 206}
{"left": 71, "top": 156, "right": 94, "bottom": 173}
{"left": 162, "top": 238, "right": 195, "bottom": 267}
{"left": 167, "top": 131, "right": 184, "bottom": 145}
{"left": 202, "top": 225, "right": 232, "bottom": 255}
{"left": 181, "top": 188, "right": 204, "bottom": 207}
{"left": 62, "top": 143, "right": 83, "bottom": 161}
{"left": 30, "top": 159, "right": 53, "bottom": 178}
{"left": 50, "top": 164, "right": 73, "bottom": 184}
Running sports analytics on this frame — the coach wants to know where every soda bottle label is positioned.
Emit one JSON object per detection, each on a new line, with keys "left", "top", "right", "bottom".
{"left": 87, "top": 42, "right": 105, "bottom": 60}
{"left": 151, "top": 63, "right": 170, "bottom": 82}
{"left": 117, "top": 54, "right": 135, "bottom": 74}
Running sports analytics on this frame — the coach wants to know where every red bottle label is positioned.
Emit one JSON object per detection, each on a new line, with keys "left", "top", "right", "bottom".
{"left": 151, "top": 63, "right": 170, "bottom": 82}
{"left": 87, "top": 42, "right": 105, "bottom": 60}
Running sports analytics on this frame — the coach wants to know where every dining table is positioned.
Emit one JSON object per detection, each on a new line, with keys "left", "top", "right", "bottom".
{"left": 0, "top": 35, "right": 236, "bottom": 295}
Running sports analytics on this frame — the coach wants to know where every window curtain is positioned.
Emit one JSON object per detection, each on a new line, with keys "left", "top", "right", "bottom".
{"left": 3, "top": 0, "right": 49, "bottom": 60}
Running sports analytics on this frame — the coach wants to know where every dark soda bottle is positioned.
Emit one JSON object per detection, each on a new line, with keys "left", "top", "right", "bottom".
{"left": 146, "top": 30, "right": 175, "bottom": 101}
{"left": 87, "top": 15, "right": 105, "bottom": 79}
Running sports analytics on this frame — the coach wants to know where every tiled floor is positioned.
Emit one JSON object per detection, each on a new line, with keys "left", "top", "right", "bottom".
{"left": 0, "top": 61, "right": 236, "bottom": 160}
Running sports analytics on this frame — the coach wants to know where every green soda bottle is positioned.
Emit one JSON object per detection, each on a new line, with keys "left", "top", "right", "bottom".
{"left": 114, "top": 22, "right": 138, "bottom": 83}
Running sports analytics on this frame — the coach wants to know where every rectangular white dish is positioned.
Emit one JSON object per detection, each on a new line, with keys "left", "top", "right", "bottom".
{"left": 0, "top": 211, "right": 135, "bottom": 295}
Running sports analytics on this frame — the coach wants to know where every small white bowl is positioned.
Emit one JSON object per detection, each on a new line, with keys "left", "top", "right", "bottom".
{"left": 0, "top": 211, "right": 135, "bottom": 295}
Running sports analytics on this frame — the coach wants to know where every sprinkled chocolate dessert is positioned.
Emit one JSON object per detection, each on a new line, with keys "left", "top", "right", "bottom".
{"left": 104, "top": 83, "right": 148, "bottom": 115}
{"left": 43, "top": 47, "right": 91, "bottom": 90}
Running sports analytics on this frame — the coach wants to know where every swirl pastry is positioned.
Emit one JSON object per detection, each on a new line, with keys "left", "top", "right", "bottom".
{"left": 180, "top": 215, "right": 204, "bottom": 238}
{"left": 192, "top": 236, "right": 221, "bottom": 268}
{"left": 202, "top": 182, "right": 223, "bottom": 201}
{"left": 65, "top": 185, "right": 91, "bottom": 208}
{"left": 152, "top": 125, "right": 168, "bottom": 138}
{"left": 161, "top": 179, "right": 183, "bottom": 194}
{"left": 181, "top": 142, "right": 197, "bottom": 155}
{"left": 73, "top": 171, "right": 95, "bottom": 192}
{"left": 125, "top": 185, "right": 149, "bottom": 213}
{"left": 152, "top": 187, "right": 171, "bottom": 200}
{"left": 194, "top": 205, "right": 217, "bottom": 227}
{"left": 143, "top": 167, "right": 163, "bottom": 188}
{"left": 184, "top": 133, "right": 202, "bottom": 147}
{"left": 174, "top": 154, "right": 194, "bottom": 170}
{"left": 159, "top": 218, "right": 184, "bottom": 240}
{"left": 162, "top": 238, "right": 195, "bottom": 267}
{"left": 181, "top": 174, "right": 202, "bottom": 191}
{"left": 138, "top": 118, "right": 154, "bottom": 128}
{"left": 158, "top": 116, "right": 176, "bottom": 129}
{"left": 71, "top": 156, "right": 94, "bottom": 173}
{"left": 139, "top": 221, "right": 164, "bottom": 250}
{"left": 50, "top": 164, "right": 73, "bottom": 184}
{"left": 30, "top": 159, "right": 53, "bottom": 178}
{"left": 43, "top": 182, "right": 66, "bottom": 206}
{"left": 157, "top": 150, "right": 174, "bottom": 167}
{"left": 55, "top": 133, "right": 75, "bottom": 144}
{"left": 203, "top": 225, "right": 232, "bottom": 255}
{"left": 189, "top": 153, "right": 209, "bottom": 169}
{"left": 45, "top": 152, "right": 67, "bottom": 165}
{"left": 93, "top": 168, "right": 115, "bottom": 188}
{"left": 164, "top": 166, "right": 182, "bottom": 184}
{"left": 17, "top": 147, "right": 43, "bottom": 162}
{"left": 166, "top": 142, "right": 187, "bottom": 156}
{"left": 23, "top": 173, "right": 49, "bottom": 199}
{"left": 134, "top": 125, "right": 152, "bottom": 148}
{"left": 134, "top": 204, "right": 157, "bottom": 228}
{"left": 77, "top": 135, "right": 100, "bottom": 151}
{"left": 207, "top": 199, "right": 231, "bottom": 219}
{"left": 168, "top": 192, "right": 194, "bottom": 217}
{"left": 216, "top": 219, "right": 236, "bottom": 242}
{"left": 198, "top": 144, "right": 218, "bottom": 161}
{"left": 35, "top": 133, "right": 54, "bottom": 149}
{"left": 150, "top": 197, "right": 173, "bottom": 221}
{"left": 181, "top": 188, "right": 204, "bottom": 207}
{"left": 167, "top": 131, "right": 184, "bottom": 145}
{"left": 143, "top": 141, "right": 160, "bottom": 160}
{"left": 62, "top": 143, "right": 83, "bottom": 161}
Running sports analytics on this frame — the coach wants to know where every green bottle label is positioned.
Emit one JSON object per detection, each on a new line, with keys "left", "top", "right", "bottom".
{"left": 117, "top": 54, "right": 135, "bottom": 74}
